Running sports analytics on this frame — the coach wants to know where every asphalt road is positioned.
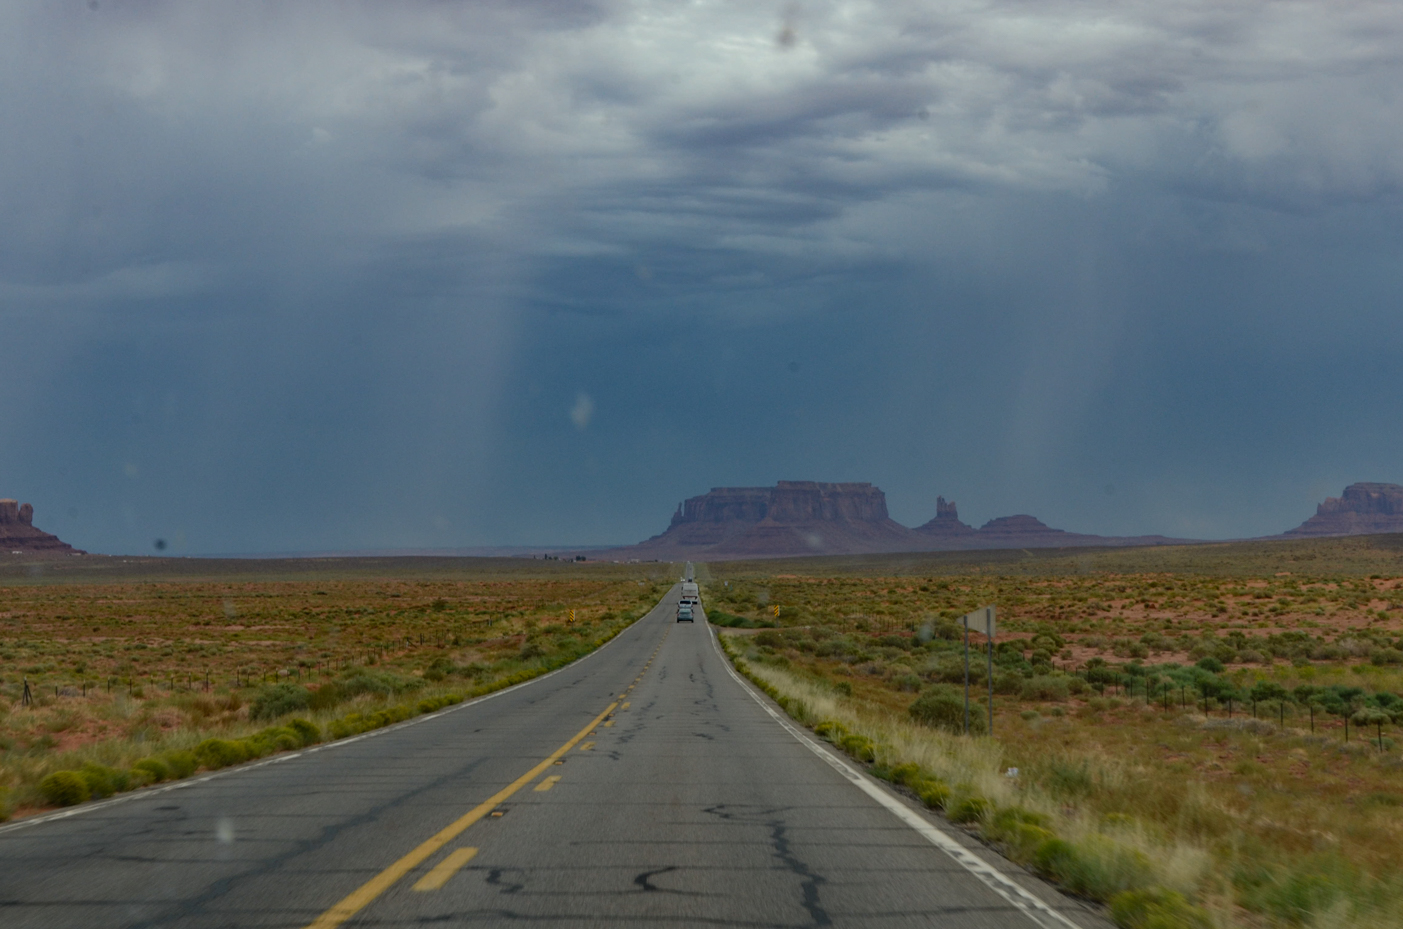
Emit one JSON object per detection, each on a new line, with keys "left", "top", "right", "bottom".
{"left": 0, "top": 586, "right": 1105, "bottom": 929}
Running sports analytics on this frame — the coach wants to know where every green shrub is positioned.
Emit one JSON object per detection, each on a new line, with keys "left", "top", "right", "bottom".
{"left": 248, "top": 726, "right": 301, "bottom": 754}
{"left": 993, "top": 669, "right": 1026, "bottom": 695}
{"left": 1021, "top": 676, "right": 1071, "bottom": 702}
{"left": 328, "top": 714, "right": 364, "bottom": 739}
{"left": 0, "top": 785, "right": 10, "bottom": 821}
{"left": 163, "top": 751, "right": 198, "bottom": 779}
{"left": 754, "top": 630, "right": 784, "bottom": 648}
{"left": 1237, "top": 857, "right": 1354, "bottom": 925}
{"left": 1035, "top": 835, "right": 1154, "bottom": 900}
{"left": 40, "top": 770, "right": 90, "bottom": 807}
{"left": 839, "top": 733, "right": 877, "bottom": 763}
{"left": 909, "top": 686, "right": 986, "bottom": 735}
{"left": 79, "top": 763, "right": 127, "bottom": 799}
{"left": 892, "top": 673, "right": 923, "bottom": 692}
{"left": 1109, "top": 887, "right": 1213, "bottom": 929}
{"left": 250, "top": 683, "right": 311, "bottom": 721}
{"left": 287, "top": 718, "right": 321, "bottom": 746}
{"left": 133, "top": 757, "right": 172, "bottom": 783}
{"left": 948, "top": 795, "right": 991, "bottom": 824}
{"left": 987, "top": 806, "right": 1055, "bottom": 860}
{"left": 1003, "top": 822, "right": 1057, "bottom": 862}
{"left": 1040, "top": 758, "right": 1095, "bottom": 798}
{"left": 1035, "top": 839, "right": 1079, "bottom": 881}
{"left": 887, "top": 762, "right": 921, "bottom": 785}
{"left": 814, "top": 720, "right": 848, "bottom": 742}
{"left": 913, "top": 778, "right": 951, "bottom": 810}
{"left": 194, "top": 738, "right": 249, "bottom": 770}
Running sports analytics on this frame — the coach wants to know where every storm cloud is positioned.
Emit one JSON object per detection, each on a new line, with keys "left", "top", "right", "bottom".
{"left": 2, "top": 1, "right": 1402, "bottom": 553}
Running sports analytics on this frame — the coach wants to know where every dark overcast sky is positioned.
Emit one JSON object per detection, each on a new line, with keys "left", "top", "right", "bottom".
{"left": 3, "top": 1, "right": 1403, "bottom": 555}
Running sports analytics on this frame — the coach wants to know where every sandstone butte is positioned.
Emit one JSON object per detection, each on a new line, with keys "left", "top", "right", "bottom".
{"left": 606, "top": 480, "right": 1403, "bottom": 561}
{"left": 1282, "top": 482, "right": 1403, "bottom": 537}
{"left": 0, "top": 500, "right": 83, "bottom": 554}
{"left": 606, "top": 481, "right": 1184, "bottom": 561}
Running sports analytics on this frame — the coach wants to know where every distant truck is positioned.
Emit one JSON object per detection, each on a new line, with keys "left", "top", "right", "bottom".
{"left": 679, "top": 582, "right": 700, "bottom": 613}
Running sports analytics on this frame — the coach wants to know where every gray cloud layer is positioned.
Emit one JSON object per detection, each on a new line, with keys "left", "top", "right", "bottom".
{"left": 3, "top": 1, "right": 1402, "bottom": 553}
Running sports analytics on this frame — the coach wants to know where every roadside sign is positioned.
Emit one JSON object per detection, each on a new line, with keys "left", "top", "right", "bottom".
{"left": 959, "top": 606, "right": 995, "bottom": 638}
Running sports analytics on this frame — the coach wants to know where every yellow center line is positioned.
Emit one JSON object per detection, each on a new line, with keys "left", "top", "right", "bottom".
{"left": 533, "top": 775, "right": 561, "bottom": 792}
{"left": 412, "top": 848, "right": 478, "bottom": 892}
{"left": 603, "top": 720, "right": 614, "bottom": 727}
{"left": 303, "top": 700, "right": 617, "bottom": 929}
{"left": 579, "top": 741, "right": 595, "bottom": 751}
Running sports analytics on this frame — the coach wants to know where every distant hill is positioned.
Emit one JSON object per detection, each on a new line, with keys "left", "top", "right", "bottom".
{"left": 0, "top": 500, "right": 83, "bottom": 554}
{"left": 1283, "top": 482, "right": 1403, "bottom": 537}
{"left": 604, "top": 482, "right": 1189, "bottom": 560}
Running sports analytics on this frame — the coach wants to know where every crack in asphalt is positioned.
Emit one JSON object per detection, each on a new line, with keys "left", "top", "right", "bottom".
{"left": 701, "top": 805, "right": 831, "bottom": 927}
{"left": 486, "top": 868, "right": 526, "bottom": 895}
{"left": 632, "top": 864, "right": 679, "bottom": 892}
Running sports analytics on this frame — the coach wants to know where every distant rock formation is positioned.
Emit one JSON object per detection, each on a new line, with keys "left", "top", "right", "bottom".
{"left": 0, "top": 500, "right": 83, "bottom": 554}
{"left": 617, "top": 481, "right": 920, "bottom": 559}
{"left": 1284, "top": 483, "right": 1403, "bottom": 537}
{"left": 913, "top": 496, "right": 976, "bottom": 536}
{"left": 606, "top": 482, "right": 1190, "bottom": 560}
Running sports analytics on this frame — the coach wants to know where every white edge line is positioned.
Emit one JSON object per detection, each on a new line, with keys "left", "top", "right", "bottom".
{"left": 707, "top": 619, "right": 1085, "bottom": 929}
{"left": 0, "top": 596, "right": 668, "bottom": 838}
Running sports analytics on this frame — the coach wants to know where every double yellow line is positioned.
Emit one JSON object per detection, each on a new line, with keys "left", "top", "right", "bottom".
{"left": 304, "top": 700, "right": 618, "bottom": 929}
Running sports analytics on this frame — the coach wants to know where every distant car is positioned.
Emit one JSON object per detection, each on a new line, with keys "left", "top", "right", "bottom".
{"left": 676, "top": 603, "right": 694, "bottom": 623}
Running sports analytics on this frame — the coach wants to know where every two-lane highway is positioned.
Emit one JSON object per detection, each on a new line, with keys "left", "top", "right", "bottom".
{"left": 0, "top": 586, "right": 1104, "bottom": 928}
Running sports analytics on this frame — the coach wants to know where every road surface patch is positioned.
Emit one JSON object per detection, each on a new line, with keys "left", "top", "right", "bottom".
{"left": 302, "top": 699, "right": 616, "bottom": 929}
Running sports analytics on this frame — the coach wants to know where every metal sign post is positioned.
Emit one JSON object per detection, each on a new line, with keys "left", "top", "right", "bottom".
{"left": 962, "top": 619, "right": 970, "bottom": 734}
{"left": 958, "top": 606, "right": 996, "bottom": 736}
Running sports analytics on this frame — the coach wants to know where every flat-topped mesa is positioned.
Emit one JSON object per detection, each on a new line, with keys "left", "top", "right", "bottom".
{"left": 0, "top": 500, "right": 83, "bottom": 554}
{"left": 914, "top": 495, "right": 976, "bottom": 536}
{"left": 626, "top": 481, "right": 918, "bottom": 558}
{"left": 768, "top": 481, "right": 891, "bottom": 522}
{"left": 977, "top": 514, "right": 1067, "bottom": 537}
{"left": 1285, "top": 482, "right": 1403, "bottom": 537}
{"left": 669, "top": 481, "right": 892, "bottom": 527}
